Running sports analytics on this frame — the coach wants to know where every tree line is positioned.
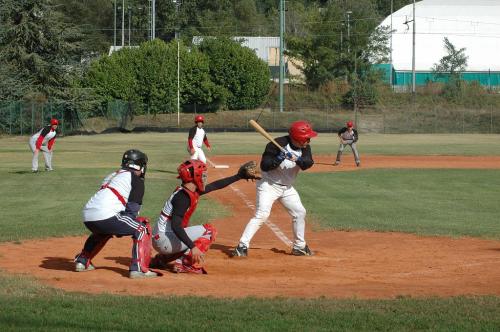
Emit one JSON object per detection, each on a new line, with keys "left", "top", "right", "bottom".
{"left": 0, "top": 0, "right": 415, "bottom": 114}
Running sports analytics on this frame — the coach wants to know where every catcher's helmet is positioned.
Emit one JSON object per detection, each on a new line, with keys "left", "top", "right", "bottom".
{"left": 194, "top": 115, "right": 205, "bottom": 123}
{"left": 289, "top": 120, "right": 317, "bottom": 145}
{"left": 122, "top": 149, "right": 148, "bottom": 176}
{"left": 346, "top": 121, "right": 353, "bottom": 128}
{"left": 177, "top": 159, "right": 207, "bottom": 192}
{"left": 50, "top": 118, "right": 59, "bottom": 126}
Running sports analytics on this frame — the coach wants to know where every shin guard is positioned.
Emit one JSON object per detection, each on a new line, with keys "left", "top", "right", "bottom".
{"left": 132, "top": 219, "right": 152, "bottom": 272}
{"left": 75, "top": 234, "right": 112, "bottom": 268}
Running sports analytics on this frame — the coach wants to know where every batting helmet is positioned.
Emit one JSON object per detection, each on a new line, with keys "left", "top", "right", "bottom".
{"left": 122, "top": 149, "right": 148, "bottom": 176}
{"left": 288, "top": 121, "right": 318, "bottom": 145}
{"left": 194, "top": 115, "right": 205, "bottom": 123}
{"left": 177, "top": 160, "right": 207, "bottom": 192}
{"left": 346, "top": 121, "right": 353, "bottom": 128}
{"left": 50, "top": 119, "right": 59, "bottom": 126}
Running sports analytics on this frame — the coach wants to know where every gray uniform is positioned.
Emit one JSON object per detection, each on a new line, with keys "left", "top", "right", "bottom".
{"left": 335, "top": 127, "right": 360, "bottom": 166}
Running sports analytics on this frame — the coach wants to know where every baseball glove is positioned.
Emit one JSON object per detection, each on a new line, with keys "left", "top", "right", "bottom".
{"left": 238, "top": 161, "right": 261, "bottom": 181}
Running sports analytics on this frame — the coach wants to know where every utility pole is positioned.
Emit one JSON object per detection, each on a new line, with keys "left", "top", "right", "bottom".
{"left": 390, "top": 0, "right": 393, "bottom": 87}
{"left": 151, "top": 0, "right": 156, "bottom": 40}
{"left": 412, "top": 0, "right": 416, "bottom": 98}
{"left": 113, "top": 0, "right": 117, "bottom": 47}
{"left": 346, "top": 11, "right": 352, "bottom": 54}
{"left": 174, "top": 0, "right": 181, "bottom": 127}
{"left": 128, "top": 6, "right": 131, "bottom": 46}
{"left": 121, "top": 0, "right": 125, "bottom": 46}
{"left": 279, "top": 0, "right": 285, "bottom": 113}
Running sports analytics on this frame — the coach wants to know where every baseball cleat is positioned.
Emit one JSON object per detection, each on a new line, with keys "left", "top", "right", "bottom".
{"left": 231, "top": 244, "right": 248, "bottom": 257}
{"left": 291, "top": 244, "right": 313, "bottom": 256}
{"left": 173, "top": 260, "right": 207, "bottom": 274}
{"left": 75, "top": 262, "right": 95, "bottom": 272}
{"left": 129, "top": 270, "right": 159, "bottom": 279}
{"left": 356, "top": 161, "right": 360, "bottom": 167}
{"left": 333, "top": 161, "right": 340, "bottom": 166}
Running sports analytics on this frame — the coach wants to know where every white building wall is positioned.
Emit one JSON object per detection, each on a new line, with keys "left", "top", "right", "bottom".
{"left": 380, "top": 0, "right": 500, "bottom": 72}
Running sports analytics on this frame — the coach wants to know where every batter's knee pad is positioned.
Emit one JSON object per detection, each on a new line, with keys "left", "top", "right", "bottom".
{"left": 75, "top": 234, "right": 112, "bottom": 268}
{"left": 132, "top": 217, "right": 152, "bottom": 272}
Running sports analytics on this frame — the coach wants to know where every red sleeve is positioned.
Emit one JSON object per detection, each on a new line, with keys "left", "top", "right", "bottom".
{"left": 47, "top": 137, "right": 56, "bottom": 150}
{"left": 188, "top": 138, "right": 194, "bottom": 149}
{"left": 35, "top": 135, "right": 44, "bottom": 150}
{"left": 203, "top": 135, "right": 211, "bottom": 148}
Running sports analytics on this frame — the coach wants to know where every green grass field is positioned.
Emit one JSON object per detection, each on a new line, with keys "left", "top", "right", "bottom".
{"left": 1, "top": 133, "right": 499, "bottom": 331}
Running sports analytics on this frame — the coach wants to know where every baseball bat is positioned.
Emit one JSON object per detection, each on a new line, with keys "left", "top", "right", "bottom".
{"left": 249, "top": 119, "right": 287, "bottom": 154}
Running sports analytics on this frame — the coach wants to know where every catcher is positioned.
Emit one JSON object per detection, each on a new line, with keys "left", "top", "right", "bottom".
{"left": 150, "top": 159, "right": 259, "bottom": 274}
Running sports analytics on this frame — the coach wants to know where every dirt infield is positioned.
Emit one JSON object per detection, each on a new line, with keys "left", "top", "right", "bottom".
{"left": 1, "top": 155, "right": 499, "bottom": 299}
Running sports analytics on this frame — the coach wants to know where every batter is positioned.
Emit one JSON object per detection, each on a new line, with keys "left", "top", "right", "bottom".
{"left": 232, "top": 120, "right": 318, "bottom": 257}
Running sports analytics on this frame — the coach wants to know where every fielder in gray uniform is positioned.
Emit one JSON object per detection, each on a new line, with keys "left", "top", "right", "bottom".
{"left": 232, "top": 120, "right": 318, "bottom": 257}
{"left": 334, "top": 121, "right": 360, "bottom": 167}
{"left": 29, "top": 118, "right": 58, "bottom": 172}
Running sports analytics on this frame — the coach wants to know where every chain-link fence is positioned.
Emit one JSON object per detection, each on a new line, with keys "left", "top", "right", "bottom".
{"left": 1, "top": 100, "right": 499, "bottom": 135}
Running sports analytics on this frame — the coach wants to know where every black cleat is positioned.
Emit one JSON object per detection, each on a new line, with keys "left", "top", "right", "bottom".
{"left": 231, "top": 244, "right": 248, "bottom": 257}
{"left": 291, "top": 244, "right": 313, "bottom": 256}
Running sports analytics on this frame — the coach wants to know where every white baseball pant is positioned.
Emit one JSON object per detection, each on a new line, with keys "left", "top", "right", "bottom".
{"left": 190, "top": 146, "right": 207, "bottom": 164}
{"left": 29, "top": 138, "right": 53, "bottom": 171}
{"left": 238, "top": 180, "right": 307, "bottom": 249}
{"left": 153, "top": 224, "right": 208, "bottom": 255}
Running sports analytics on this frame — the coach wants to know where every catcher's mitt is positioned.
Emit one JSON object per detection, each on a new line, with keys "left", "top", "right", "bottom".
{"left": 238, "top": 161, "right": 261, "bottom": 181}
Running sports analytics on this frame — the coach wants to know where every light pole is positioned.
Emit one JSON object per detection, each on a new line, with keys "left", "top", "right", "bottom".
{"left": 151, "top": 0, "right": 156, "bottom": 40}
{"left": 128, "top": 6, "right": 131, "bottom": 46}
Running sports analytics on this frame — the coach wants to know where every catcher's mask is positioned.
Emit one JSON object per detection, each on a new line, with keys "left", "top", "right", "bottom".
{"left": 289, "top": 120, "right": 318, "bottom": 145}
{"left": 122, "top": 149, "right": 148, "bottom": 177}
{"left": 177, "top": 160, "right": 207, "bottom": 191}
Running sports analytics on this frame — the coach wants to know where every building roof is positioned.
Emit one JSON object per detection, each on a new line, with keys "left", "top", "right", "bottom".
{"left": 380, "top": 0, "right": 500, "bottom": 71}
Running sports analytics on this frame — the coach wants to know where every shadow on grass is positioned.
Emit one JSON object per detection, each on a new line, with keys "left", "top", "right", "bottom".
{"left": 11, "top": 170, "right": 36, "bottom": 175}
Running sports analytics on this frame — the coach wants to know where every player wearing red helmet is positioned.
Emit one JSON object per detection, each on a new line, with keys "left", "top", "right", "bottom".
{"left": 187, "top": 115, "right": 211, "bottom": 163}
{"left": 151, "top": 159, "right": 257, "bottom": 274}
{"left": 29, "top": 118, "right": 59, "bottom": 172}
{"left": 334, "top": 120, "right": 360, "bottom": 167}
{"left": 232, "top": 120, "right": 317, "bottom": 257}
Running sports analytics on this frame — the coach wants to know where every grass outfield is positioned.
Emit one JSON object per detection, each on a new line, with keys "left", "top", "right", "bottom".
{"left": 1, "top": 274, "right": 499, "bottom": 332}
{"left": 1, "top": 133, "right": 500, "bottom": 330}
{"left": 298, "top": 169, "right": 500, "bottom": 239}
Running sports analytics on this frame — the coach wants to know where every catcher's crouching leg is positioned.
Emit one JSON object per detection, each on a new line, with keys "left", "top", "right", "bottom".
{"left": 74, "top": 234, "right": 112, "bottom": 272}
{"left": 174, "top": 224, "right": 217, "bottom": 274}
{"left": 129, "top": 217, "right": 158, "bottom": 278}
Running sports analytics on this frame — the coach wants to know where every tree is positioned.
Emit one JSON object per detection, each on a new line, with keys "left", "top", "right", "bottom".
{"left": 432, "top": 37, "right": 468, "bottom": 100}
{"left": 0, "top": 0, "right": 83, "bottom": 101}
{"left": 199, "top": 37, "right": 271, "bottom": 110}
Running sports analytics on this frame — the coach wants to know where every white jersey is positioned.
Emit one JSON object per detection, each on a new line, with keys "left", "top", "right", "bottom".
{"left": 192, "top": 127, "right": 206, "bottom": 148}
{"left": 30, "top": 126, "right": 56, "bottom": 146}
{"left": 262, "top": 143, "right": 303, "bottom": 187}
{"left": 83, "top": 170, "right": 132, "bottom": 222}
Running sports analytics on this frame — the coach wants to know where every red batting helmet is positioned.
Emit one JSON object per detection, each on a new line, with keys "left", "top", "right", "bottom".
{"left": 346, "top": 121, "right": 353, "bottom": 128}
{"left": 50, "top": 119, "right": 59, "bottom": 126}
{"left": 194, "top": 115, "right": 204, "bottom": 123}
{"left": 177, "top": 160, "right": 207, "bottom": 192}
{"left": 288, "top": 121, "right": 318, "bottom": 145}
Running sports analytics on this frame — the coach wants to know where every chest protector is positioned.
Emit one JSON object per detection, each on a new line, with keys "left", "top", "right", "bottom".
{"left": 180, "top": 187, "right": 200, "bottom": 228}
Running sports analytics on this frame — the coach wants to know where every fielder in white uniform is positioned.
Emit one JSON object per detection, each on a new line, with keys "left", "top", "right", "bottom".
{"left": 188, "top": 115, "right": 211, "bottom": 163}
{"left": 29, "top": 118, "right": 58, "bottom": 172}
{"left": 232, "top": 120, "right": 318, "bottom": 257}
